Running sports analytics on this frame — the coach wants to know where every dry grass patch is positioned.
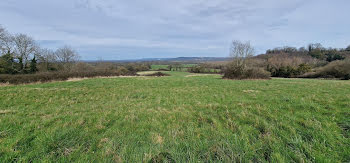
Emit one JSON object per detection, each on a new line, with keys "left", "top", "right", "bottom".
{"left": 0, "top": 110, "right": 16, "bottom": 114}
{"left": 185, "top": 74, "right": 217, "bottom": 77}
{"left": 152, "top": 133, "right": 164, "bottom": 145}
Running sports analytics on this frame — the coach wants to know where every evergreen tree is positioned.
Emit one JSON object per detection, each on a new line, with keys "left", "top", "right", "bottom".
{"left": 18, "top": 56, "right": 24, "bottom": 73}
{"left": 0, "top": 50, "right": 16, "bottom": 74}
{"left": 325, "top": 52, "right": 345, "bottom": 62}
{"left": 29, "top": 56, "right": 38, "bottom": 73}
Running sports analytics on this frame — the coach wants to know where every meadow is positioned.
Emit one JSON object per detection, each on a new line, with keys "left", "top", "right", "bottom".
{"left": 0, "top": 71, "right": 349, "bottom": 162}
{"left": 151, "top": 64, "right": 197, "bottom": 71}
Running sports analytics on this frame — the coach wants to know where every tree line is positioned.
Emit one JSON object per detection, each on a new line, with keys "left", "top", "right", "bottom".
{"left": 139, "top": 40, "right": 350, "bottom": 80}
{"left": 0, "top": 25, "right": 80, "bottom": 74}
{"left": 222, "top": 40, "right": 350, "bottom": 80}
{"left": 0, "top": 25, "right": 153, "bottom": 84}
{"left": 266, "top": 43, "right": 349, "bottom": 62}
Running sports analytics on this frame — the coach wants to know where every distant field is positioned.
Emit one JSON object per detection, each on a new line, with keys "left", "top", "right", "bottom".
{"left": 151, "top": 64, "right": 197, "bottom": 71}
{"left": 151, "top": 64, "right": 169, "bottom": 70}
{"left": 0, "top": 71, "right": 349, "bottom": 162}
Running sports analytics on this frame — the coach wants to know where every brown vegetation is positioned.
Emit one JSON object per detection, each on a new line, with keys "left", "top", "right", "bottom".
{"left": 0, "top": 69, "right": 137, "bottom": 85}
{"left": 301, "top": 59, "right": 350, "bottom": 80}
{"left": 222, "top": 63, "right": 270, "bottom": 80}
{"left": 223, "top": 40, "right": 270, "bottom": 80}
{"left": 144, "top": 72, "right": 170, "bottom": 77}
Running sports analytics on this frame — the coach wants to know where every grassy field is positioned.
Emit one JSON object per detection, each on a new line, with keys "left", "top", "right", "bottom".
{"left": 0, "top": 71, "right": 349, "bottom": 162}
{"left": 151, "top": 64, "right": 197, "bottom": 71}
{"left": 150, "top": 65, "right": 169, "bottom": 70}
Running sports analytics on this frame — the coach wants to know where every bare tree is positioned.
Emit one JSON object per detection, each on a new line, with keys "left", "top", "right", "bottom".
{"left": 55, "top": 46, "right": 80, "bottom": 63}
{"left": 0, "top": 26, "right": 6, "bottom": 54}
{"left": 0, "top": 26, "right": 14, "bottom": 54}
{"left": 298, "top": 47, "right": 308, "bottom": 53}
{"left": 13, "top": 34, "right": 38, "bottom": 70}
{"left": 0, "top": 26, "right": 5, "bottom": 41}
{"left": 229, "top": 40, "right": 255, "bottom": 68}
{"left": 173, "top": 62, "right": 182, "bottom": 71}
{"left": 308, "top": 43, "right": 324, "bottom": 52}
{"left": 37, "top": 48, "right": 57, "bottom": 71}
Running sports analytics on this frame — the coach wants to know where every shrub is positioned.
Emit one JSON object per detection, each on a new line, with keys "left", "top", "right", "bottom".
{"left": 188, "top": 66, "right": 205, "bottom": 73}
{"left": 302, "top": 59, "right": 350, "bottom": 79}
{"left": 343, "top": 74, "right": 350, "bottom": 80}
{"left": 144, "top": 72, "right": 170, "bottom": 77}
{"left": 0, "top": 68, "right": 136, "bottom": 85}
{"left": 269, "top": 66, "right": 294, "bottom": 78}
{"left": 326, "top": 52, "right": 345, "bottom": 62}
{"left": 71, "top": 62, "right": 95, "bottom": 72}
{"left": 296, "top": 64, "right": 312, "bottom": 75}
{"left": 269, "top": 64, "right": 311, "bottom": 78}
{"left": 125, "top": 63, "right": 151, "bottom": 72}
{"left": 309, "top": 50, "right": 325, "bottom": 60}
{"left": 222, "top": 64, "right": 244, "bottom": 79}
{"left": 187, "top": 64, "right": 221, "bottom": 74}
{"left": 244, "top": 67, "right": 271, "bottom": 79}
{"left": 158, "top": 68, "right": 170, "bottom": 71}
{"left": 115, "top": 66, "right": 129, "bottom": 75}
{"left": 0, "top": 52, "right": 19, "bottom": 74}
{"left": 222, "top": 63, "right": 270, "bottom": 80}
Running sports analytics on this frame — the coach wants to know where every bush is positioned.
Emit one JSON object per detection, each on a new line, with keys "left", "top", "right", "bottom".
{"left": 244, "top": 68, "right": 271, "bottom": 79}
{"left": 144, "top": 72, "right": 170, "bottom": 77}
{"left": 0, "top": 69, "right": 137, "bottom": 85}
{"left": 158, "top": 68, "right": 170, "bottom": 71}
{"left": 188, "top": 66, "right": 205, "bottom": 73}
{"left": 302, "top": 59, "right": 350, "bottom": 79}
{"left": 343, "top": 74, "right": 350, "bottom": 80}
{"left": 188, "top": 64, "right": 221, "bottom": 74}
{"left": 325, "top": 52, "right": 345, "bottom": 62}
{"left": 222, "top": 63, "right": 270, "bottom": 80}
{"left": 125, "top": 63, "right": 151, "bottom": 72}
{"left": 269, "top": 64, "right": 311, "bottom": 78}
{"left": 115, "top": 66, "right": 129, "bottom": 75}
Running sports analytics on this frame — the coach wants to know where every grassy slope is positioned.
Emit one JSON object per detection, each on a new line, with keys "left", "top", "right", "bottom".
{"left": 0, "top": 71, "right": 349, "bottom": 162}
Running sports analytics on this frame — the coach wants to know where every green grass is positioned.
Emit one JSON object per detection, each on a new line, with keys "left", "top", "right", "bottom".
{"left": 151, "top": 64, "right": 197, "bottom": 71}
{"left": 151, "top": 65, "right": 169, "bottom": 70}
{"left": 0, "top": 71, "right": 349, "bottom": 162}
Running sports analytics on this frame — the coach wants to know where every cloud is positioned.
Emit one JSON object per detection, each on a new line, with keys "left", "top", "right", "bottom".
{"left": 0, "top": 0, "right": 349, "bottom": 60}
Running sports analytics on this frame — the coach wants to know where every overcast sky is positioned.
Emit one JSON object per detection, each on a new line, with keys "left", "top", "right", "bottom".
{"left": 1, "top": 0, "right": 349, "bottom": 60}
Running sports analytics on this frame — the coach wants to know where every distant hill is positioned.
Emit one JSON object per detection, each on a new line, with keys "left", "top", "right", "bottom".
{"left": 84, "top": 57, "right": 230, "bottom": 63}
